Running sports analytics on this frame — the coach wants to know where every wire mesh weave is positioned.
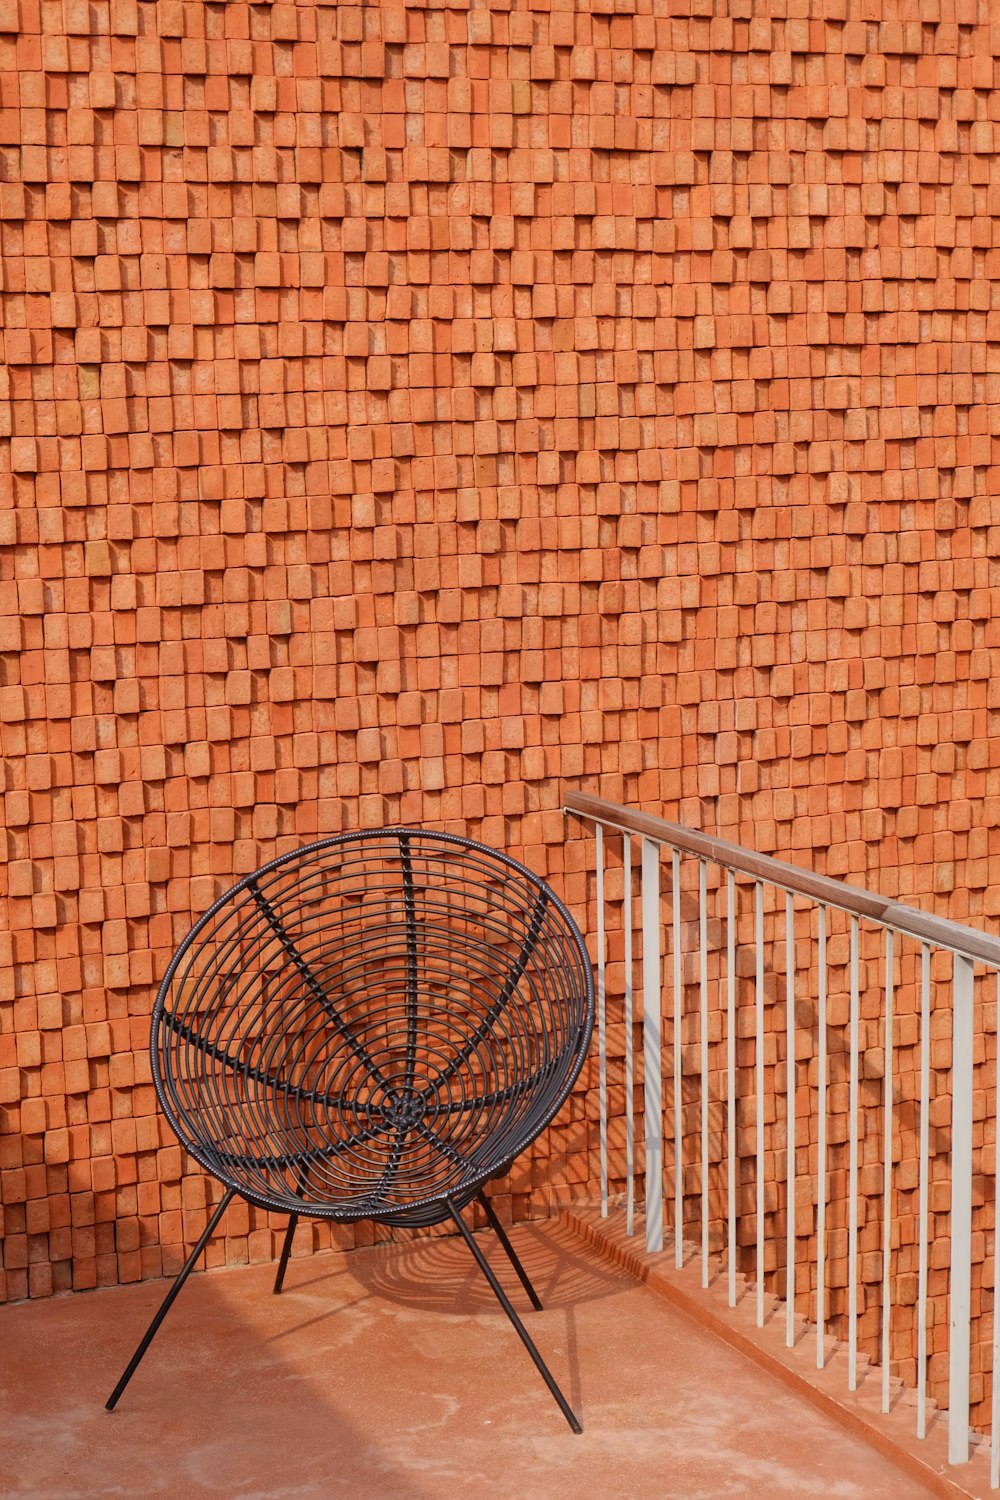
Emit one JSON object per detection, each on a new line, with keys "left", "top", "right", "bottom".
{"left": 153, "top": 829, "right": 595, "bottom": 1228}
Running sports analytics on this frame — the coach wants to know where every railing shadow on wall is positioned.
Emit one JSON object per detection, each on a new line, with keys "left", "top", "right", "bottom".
{"left": 564, "top": 788, "right": 1000, "bottom": 1486}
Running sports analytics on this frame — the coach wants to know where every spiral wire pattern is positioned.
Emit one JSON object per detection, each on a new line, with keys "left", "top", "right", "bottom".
{"left": 152, "top": 829, "right": 595, "bottom": 1228}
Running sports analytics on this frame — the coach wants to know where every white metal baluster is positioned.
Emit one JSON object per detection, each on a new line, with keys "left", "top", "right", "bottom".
{"left": 596, "top": 823, "right": 608, "bottom": 1218}
{"left": 881, "top": 929, "right": 895, "bottom": 1414}
{"left": 755, "top": 879, "right": 765, "bottom": 1328}
{"left": 727, "top": 869, "right": 736, "bottom": 1308}
{"left": 918, "top": 942, "right": 930, "bottom": 1439}
{"left": 816, "top": 905, "right": 828, "bottom": 1369}
{"left": 991, "top": 969, "right": 1000, "bottom": 1490}
{"left": 786, "top": 891, "right": 795, "bottom": 1347}
{"left": 949, "top": 951, "right": 974, "bottom": 1466}
{"left": 848, "top": 914, "right": 859, "bottom": 1391}
{"left": 641, "top": 837, "right": 664, "bottom": 1254}
{"left": 624, "top": 834, "right": 635, "bottom": 1238}
{"left": 673, "top": 848, "right": 683, "bottom": 1268}
{"left": 700, "top": 859, "right": 709, "bottom": 1287}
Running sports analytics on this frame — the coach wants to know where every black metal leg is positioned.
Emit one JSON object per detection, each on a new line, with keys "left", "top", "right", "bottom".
{"left": 106, "top": 1187, "right": 236, "bottom": 1411}
{"left": 273, "top": 1213, "right": 299, "bottom": 1295}
{"left": 447, "top": 1200, "right": 581, "bottom": 1434}
{"left": 475, "top": 1190, "right": 543, "bottom": 1311}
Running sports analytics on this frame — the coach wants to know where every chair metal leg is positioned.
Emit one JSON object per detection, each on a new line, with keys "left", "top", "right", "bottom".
{"left": 106, "top": 1187, "right": 236, "bottom": 1411}
{"left": 447, "top": 1200, "right": 581, "bottom": 1434}
{"left": 273, "top": 1213, "right": 299, "bottom": 1295}
{"left": 475, "top": 1190, "right": 543, "bottom": 1311}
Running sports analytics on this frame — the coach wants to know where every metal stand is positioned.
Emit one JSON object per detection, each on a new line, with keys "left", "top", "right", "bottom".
{"left": 447, "top": 1200, "right": 581, "bottom": 1434}
{"left": 475, "top": 1190, "right": 543, "bottom": 1311}
{"left": 273, "top": 1181, "right": 307, "bottom": 1295}
{"left": 273, "top": 1213, "right": 298, "bottom": 1295}
{"left": 106, "top": 1188, "right": 236, "bottom": 1411}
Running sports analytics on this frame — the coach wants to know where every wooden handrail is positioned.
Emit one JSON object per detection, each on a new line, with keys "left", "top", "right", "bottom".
{"left": 564, "top": 789, "right": 1000, "bottom": 970}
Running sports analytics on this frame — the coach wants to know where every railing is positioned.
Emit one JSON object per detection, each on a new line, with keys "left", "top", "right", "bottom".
{"left": 565, "top": 789, "right": 1000, "bottom": 1481}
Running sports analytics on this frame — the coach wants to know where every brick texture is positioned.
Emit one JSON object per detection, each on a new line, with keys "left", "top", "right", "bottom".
{"left": 1, "top": 0, "right": 999, "bottom": 1427}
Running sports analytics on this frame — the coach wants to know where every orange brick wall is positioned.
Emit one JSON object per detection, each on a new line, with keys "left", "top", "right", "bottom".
{"left": 2, "top": 0, "right": 999, "bottom": 1314}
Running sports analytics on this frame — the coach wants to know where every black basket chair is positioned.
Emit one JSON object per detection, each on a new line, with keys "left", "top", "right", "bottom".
{"left": 107, "top": 828, "right": 595, "bottom": 1430}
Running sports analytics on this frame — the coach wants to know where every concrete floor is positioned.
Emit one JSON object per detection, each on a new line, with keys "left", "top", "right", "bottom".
{"left": 1, "top": 1218, "right": 934, "bottom": 1500}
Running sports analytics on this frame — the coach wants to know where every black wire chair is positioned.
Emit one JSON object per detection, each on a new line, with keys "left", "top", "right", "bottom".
{"left": 107, "top": 828, "right": 595, "bottom": 1430}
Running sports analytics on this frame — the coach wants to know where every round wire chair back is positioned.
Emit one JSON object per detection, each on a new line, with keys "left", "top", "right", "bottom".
{"left": 153, "top": 828, "right": 595, "bottom": 1228}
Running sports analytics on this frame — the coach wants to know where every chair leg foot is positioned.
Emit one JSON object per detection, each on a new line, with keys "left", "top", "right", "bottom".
{"left": 475, "top": 1190, "right": 543, "bottom": 1311}
{"left": 447, "top": 1200, "right": 582, "bottom": 1433}
{"left": 273, "top": 1213, "right": 299, "bottom": 1295}
{"left": 106, "top": 1188, "right": 236, "bottom": 1411}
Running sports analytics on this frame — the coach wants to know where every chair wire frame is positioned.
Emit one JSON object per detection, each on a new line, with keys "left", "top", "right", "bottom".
{"left": 106, "top": 828, "right": 595, "bottom": 1431}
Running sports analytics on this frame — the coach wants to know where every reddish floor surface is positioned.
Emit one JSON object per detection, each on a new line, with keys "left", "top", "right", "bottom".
{"left": 1, "top": 1219, "right": 934, "bottom": 1500}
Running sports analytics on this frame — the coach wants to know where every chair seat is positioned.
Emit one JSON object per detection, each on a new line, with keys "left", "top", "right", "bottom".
{"left": 174, "top": 1045, "right": 558, "bottom": 1225}
{"left": 153, "top": 828, "right": 594, "bottom": 1226}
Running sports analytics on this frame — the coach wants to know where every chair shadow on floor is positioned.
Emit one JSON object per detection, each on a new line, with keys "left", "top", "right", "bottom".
{"left": 273, "top": 1216, "right": 627, "bottom": 1316}
{"left": 268, "top": 1215, "right": 631, "bottom": 1421}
